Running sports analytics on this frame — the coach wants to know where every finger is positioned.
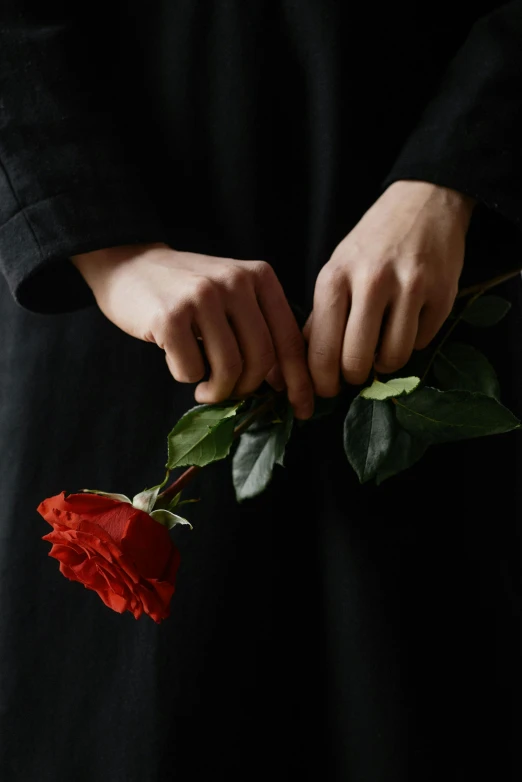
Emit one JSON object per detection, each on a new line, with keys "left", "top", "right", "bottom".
{"left": 307, "top": 275, "right": 349, "bottom": 397}
{"left": 415, "top": 297, "right": 453, "bottom": 350}
{"left": 341, "top": 286, "right": 388, "bottom": 385}
{"left": 163, "top": 314, "right": 206, "bottom": 384}
{"left": 194, "top": 303, "right": 243, "bottom": 403}
{"left": 265, "top": 362, "right": 285, "bottom": 391}
{"left": 374, "top": 294, "right": 422, "bottom": 374}
{"left": 227, "top": 291, "right": 277, "bottom": 397}
{"left": 302, "top": 312, "right": 312, "bottom": 343}
{"left": 254, "top": 265, "right": 314, "bottom": 419}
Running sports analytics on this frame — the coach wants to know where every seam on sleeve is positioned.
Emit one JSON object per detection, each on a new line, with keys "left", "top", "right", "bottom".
{"left": 0, "top": 156, "right": 46, "bottom": 262}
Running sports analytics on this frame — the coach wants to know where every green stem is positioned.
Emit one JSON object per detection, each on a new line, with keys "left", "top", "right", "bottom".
{"left": 457, "top": 267, "right": 522, "bottom": 299}
{"left": 157, "top": 392, "right": 279, "bottom": 502}
{"left": 159, "top": 464, "right": 201, "bottom": 501}
{"left": 157, "top": 267, "right": 522, "bottom": 505}
{"left": 231, "top": 393, "right": 279, "bottom": 438}
{"left": 421, "top": 290, "right": 483, "bottom": 383}
{"left": 420, "top": 266, "right": 522, "bottom": 384}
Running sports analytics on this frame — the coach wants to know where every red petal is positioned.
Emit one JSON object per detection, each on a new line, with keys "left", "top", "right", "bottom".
{"left": 160, "top": 546, "right": 182, "bottom": 584}
{"left": 38, "top": 491, "right": 122, "bottom": 520}
{"left": 120, "top": 509, "right": 176, "bottom": 578}
{"left": 95, "top": 588, "right": 130, "bottom": 616}
{"left": 48, "top": 543, "right": 86, "bottom": 568}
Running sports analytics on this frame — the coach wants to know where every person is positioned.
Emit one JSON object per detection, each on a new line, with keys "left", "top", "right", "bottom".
{"left": 1, "top": 1, "right": 522, "bottom": 780}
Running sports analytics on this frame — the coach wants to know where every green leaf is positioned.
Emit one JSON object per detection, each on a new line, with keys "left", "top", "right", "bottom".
{"left": 232, "top": 402, "right": 294, "bottom": 501}
{"left": 343, "top": 397, "right": 396, "bottom": 483}
{"left": 360, "top": 376, "right": 420, "bottom": 401}
{"left": 149, "top": 509, "right": 193, "bottom": 530}
{"left": 395, "top": 387, "right": 520, "bottom": 443}
{"left": 434, "top": 342, "right": 500, "bottom": 399}
{"left": 275, "top": 404, "right": 294, "bottom": 467}
{"left": 374, "top": 428, "right": 429, "bottom": 485}
{"left": 166, "top": 402, "right": 242, "bottom": 469}
{"left": 461, "top": 295, "right": 511, "bottom": 327}
{"left": 80, "top": 490, "right": 131, "bottom": 504}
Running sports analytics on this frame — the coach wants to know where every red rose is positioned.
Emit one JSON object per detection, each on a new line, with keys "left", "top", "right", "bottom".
{"left": 38, "top": 491, "right": 180, "bottom": 623}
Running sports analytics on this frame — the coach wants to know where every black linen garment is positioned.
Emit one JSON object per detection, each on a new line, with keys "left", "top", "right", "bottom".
{"left": 1, "top": 1, "right": 522, "bottom": 780}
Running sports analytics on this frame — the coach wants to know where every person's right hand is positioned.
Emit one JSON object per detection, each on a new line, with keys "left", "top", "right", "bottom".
{"left": 70, "top": 242, "right": 314, "bottom": 420}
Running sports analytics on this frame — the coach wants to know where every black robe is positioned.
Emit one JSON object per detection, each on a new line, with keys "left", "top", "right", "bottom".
{"left": 1, "top": 2, "right": 522, "bottom": 780}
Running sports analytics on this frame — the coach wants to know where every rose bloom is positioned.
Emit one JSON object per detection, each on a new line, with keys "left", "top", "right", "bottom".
{"left": 38, "top": 491, "right": 181, "bottom": 623}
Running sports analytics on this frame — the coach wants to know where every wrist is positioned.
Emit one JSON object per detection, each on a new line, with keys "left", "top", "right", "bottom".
{"left": 435, "top": 183, "right": 477, "bottom": 222}
{"left": 386, "top": 179, "right": 477, "bottom": 230}
{"left": 70, "top": 242, "right": 171, "bottom": 284}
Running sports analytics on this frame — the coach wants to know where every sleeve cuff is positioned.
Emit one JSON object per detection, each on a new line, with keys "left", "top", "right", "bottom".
{"left": 379, "top": 166, "right": 522, "bottom": 287}
{"left": 380, "top": 165, "right": 522, "bottom": 228}
{"left": 0, "top": 185, "right": 169, "bottom": 314}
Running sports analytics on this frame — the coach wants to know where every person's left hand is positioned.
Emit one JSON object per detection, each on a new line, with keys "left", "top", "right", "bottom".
{"left": 268, "top": 180, "right": 476, "bottom": 397}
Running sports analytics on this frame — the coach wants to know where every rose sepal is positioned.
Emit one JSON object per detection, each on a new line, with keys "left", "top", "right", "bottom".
{"left": 150, "top": 509, "right": 193, "bottom": 530}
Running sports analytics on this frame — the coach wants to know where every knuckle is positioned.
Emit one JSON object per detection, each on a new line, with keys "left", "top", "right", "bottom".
{"left": 148, "top": 310, "right": 170, "bottom": 343}
{"left": 149, "top": 307, "right": 181, "bottom": 344}
{"left": 250, "top": 260, "right": 274, "bottom": 281}
{"left": 357, "top": 266, "right": 392, "bottom": 298}
{"left": 401, "top": 270, "right": 425, "bottom": 298}
{"left": 225, "top": 266, "right": 250, "bottom": 290}
{"left": 316, "top": 263, "right": 345, "bottom": 291}
{"left": 167, "top": 307, "right": 189, "bottom": 331}
{"left": 191, "top": 277, "right": 217, "bottom": 304}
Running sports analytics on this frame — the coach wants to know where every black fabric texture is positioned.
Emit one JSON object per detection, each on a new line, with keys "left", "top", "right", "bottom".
{"left": 0, "top": 2, "right": 169, "bottom": 312}
{"left": 0, "top": 2, "right": 522, "bottom": 781}
{"left": 381, "top": 1, "right": 522, "bottom": 226}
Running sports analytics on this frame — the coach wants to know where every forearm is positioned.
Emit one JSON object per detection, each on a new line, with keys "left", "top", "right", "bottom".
{"left": 70, "top": 242, "right": 171, "bottom": 288}
{"left": 385, "top": 180, "right": 477, "bottom": 233}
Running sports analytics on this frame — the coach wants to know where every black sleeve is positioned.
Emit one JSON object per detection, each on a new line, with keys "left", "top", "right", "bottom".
{"left": 0, "top": 2, "right": 168, "bottom": 314}
{"left": 381, "top": 1, "right": 522, "bottom": 266}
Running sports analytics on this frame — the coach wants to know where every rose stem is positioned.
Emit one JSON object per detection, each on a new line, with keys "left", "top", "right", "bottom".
{"left": 420, "top": 266, "right": 522, "bottom": 383}
{"left": 158, "top": 393, "right": 279, "bottom": 502}
{"left": 163, "top": 266, "right": 522, "bottom": 501}
{"left": 457, "top": 267, "right": 522, "bottom": 299}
